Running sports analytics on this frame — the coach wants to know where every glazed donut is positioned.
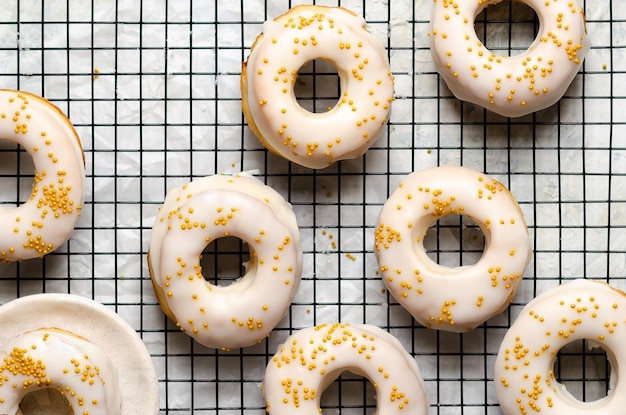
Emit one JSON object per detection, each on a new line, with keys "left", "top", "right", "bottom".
{"left": 374, "top": 166, "right": 532, "bottom": 332}
{"left": 148, "top": 174, "right": 303, "bottom": 350}
{"left": 241, "top": 5, "right": 394, "bottom": 169}
{"left": 0, "top": 90, "right": 85, "bottom": 262}
{"left": 0, "top": 328, "right": 121, "bottom": 415}
{"left": 262, "top": 322, "right": 429, "bottom": 415}
{"left": 429, "top": 0, "right": 589, "bottom": 117}
{"left": 495, "top": 279, "right": 626, "bottom": 415}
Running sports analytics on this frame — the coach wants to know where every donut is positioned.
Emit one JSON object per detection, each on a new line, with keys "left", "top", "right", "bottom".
{"left": 429, "top": 0, "right": 590, "bottom": 117}
{"left": 241, "top": 5, "right": 394, "bottom": 169}
{"left": 0, "top": 89, "right": 85, "bottom": 262}
{"left": 262, "top": 322, "right": 429, "bottom": 415}
{"left": 374, "top": 166, "right": 532, "bottom": 332}
{"left": 148, "top": 174, "right": 303, "bottom": 350}
{"left": 494, "top": 279, "right": 626, "bottom": 415}
{"left": 0, "top": 293, "right": 159, "bottom": 415}
{"left": 0, "top": 328, "right": 121, "bottom": 415}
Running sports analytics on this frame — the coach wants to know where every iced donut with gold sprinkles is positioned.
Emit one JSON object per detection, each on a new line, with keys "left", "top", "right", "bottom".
{"left": 148, "top": 174, "right": 303, "bottom": 350}
{"left": 262, "top": 322, "right": 429, "bottom": 415}
{"left": 374, "top": 166, "right": 532, "bottom": 332}
{"left": 495, "top": 279, "right": 626, "bottom": 415}
{"left": 241, "top": 5, "right": 394, "bottom": 169}
{"left": 0, "top": 328, "right": 121, "bottom": 415}
{"left": 429, "top": 0, "right": 589, "bottom": 117}
{"left": 0, "top": 90, "right": 85, "bottom": 262}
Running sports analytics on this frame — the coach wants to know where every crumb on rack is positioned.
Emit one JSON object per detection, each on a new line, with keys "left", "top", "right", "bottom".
{"left": 318, "top": 228, "right": 338, "bottom": 250}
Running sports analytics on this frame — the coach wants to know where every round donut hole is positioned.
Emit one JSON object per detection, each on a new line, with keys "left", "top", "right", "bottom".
{"left": 200, "top": 236, "right": 251, "bottom": 287}
{"left": 474, "top": 0, "right": 539, "bottom": 58}
{"left": 422, "top": 214, "right": 486, "bottom": 267}
{"left": 0, "top": 140, "right": 36, "bottom": 207}
{"left": 553, "top": 339, "right": 611, "bottom": 402}
{"left": 320, "top": 372, "right": 376, "bottom": 415}
{"left": 19, "top": 388, "right": 72, "bottom": 414}
{"left": 294, "top": 58, "right": 341, "bottom": 114}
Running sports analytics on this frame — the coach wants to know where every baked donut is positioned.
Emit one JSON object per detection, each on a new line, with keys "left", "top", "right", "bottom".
{"left": 262, "top": 322, "right": 429, "bottom": 415}
{"left": 148, "top": 174, "right": 303, "bottom": 350}
{"left": 0, "top": 89, "right": 85, "bottom": 262}
{"left": 495, "top": 279, "right": 626, "bottom": 415}
{"left": 241, "top": 5, "right": 394, "bottom": 169}
{"left": 0, "top": 328, "right": 121, "bottom": 415}
{"left": 429, "top": 0, "right": 589, "bottom": 117}
{"left": 374, "top": 166, "right": 532, "bottom": 332}
{"left": 0, "top": 293, "right": 159, "bottom": 415}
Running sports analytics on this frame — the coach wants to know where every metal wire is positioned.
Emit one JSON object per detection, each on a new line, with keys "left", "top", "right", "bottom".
{"left": 0, "top": 0, "right": 623, "bottom": 413}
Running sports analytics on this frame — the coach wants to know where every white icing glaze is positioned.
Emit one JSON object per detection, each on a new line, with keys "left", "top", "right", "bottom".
{"left": 0, "top": 328, "right": 121, "bottom": 415}
{"left": 148, "top": 174, "right": 303, "bottom": 350}
{"left": 374, "top": 166, "right": 532, "bottom": 332}
{"left": 262, "top": 322, "right": 429, "bottom": 415}
{"left": 429, "top": 0, "right": 590, "bottom": 117}
{"left": 495, "top": 279, "right": 626, "bottom": 415}
{"left": 0, "top": 90, "right": 85, "bottom": 262}
{"left": 0, "top": 293, "right": 159, "bottom": 415}
{"left": 242, "top": 5, "right": 394, "bottom": 169}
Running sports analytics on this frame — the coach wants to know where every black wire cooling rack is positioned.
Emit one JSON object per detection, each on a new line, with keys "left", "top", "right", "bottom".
{"left": 0, "top": 0, "right": 624, "bottom": 414}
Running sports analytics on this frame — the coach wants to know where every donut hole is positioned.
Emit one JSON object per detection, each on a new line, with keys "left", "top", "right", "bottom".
{"left": 200, "top": 236, "right": 251, "bottom": 287}
{"left": 474, "top": 0, "right": 539, "bottom": 58}
{"left": 19, "top": 388, "right": 72, "bottom": 414}
{"left": 0, "top": 140, "right": 36, "bottom": 207}
{"left": 553, "top": 339, "right": 612, "bottom": 402}
{"left": 294, "top": 58, "right": 341, "bottom": 114}
{"left": 422, "top": 214, "right": 485, "bottom": 267}
{"left": 320, "top": 372, "right": 376, "bottom": 415}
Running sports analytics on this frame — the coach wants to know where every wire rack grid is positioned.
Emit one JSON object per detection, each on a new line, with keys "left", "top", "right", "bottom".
{"left": 0, "top": 0, "right": 624, "bottom": 414}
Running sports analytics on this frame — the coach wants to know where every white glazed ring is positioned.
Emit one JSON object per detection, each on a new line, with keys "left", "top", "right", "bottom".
{"left": 0, "top": 293, "right": 159, "bottom": 415}
{"left": 495, "top": 279, "right": 626, "bottom": 415}
{"left": 148, "top": 174, "right": 303, "bottom": 350}
{"left": 0, "top": 328, "right": 121, "bottom": 415}
{"left": 374, "top": 166, "right": 532, "bottom": 332}
{"left": 0, "top": 90, "right": 85, "bottom": 262}
{"left": 242, "top": 4, "right": 394, "bottom": 169}
{"left": 262, "top": 322, "right": 429, "bottom": 415}
{"left": 429, "top": 0, "right": 589, "bottom": 117}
